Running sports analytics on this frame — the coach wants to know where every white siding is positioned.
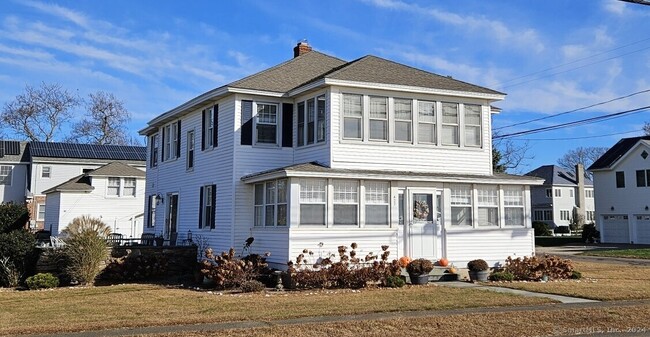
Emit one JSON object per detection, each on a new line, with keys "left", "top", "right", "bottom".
{"left": 44, "top": 192, "right": 61, "bottom": 233}
{"left": 445, "top": 228, "right": 535, "bottom": 266}
{"left": 329, "top": 86, "right": 493, "bottom": 174}
{"left": 0, "top": 163, "right": 28, "bottom": 204}
{"left": 293, "top": 89, "right": 331, "bottom": 165}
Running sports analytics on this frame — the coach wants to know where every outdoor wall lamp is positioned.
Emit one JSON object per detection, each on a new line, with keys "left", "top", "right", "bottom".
{"left": 155, "top": 193, "right": 164, "bottom": 205}
{"left": 187, "top": 229, "right": 193, "bottom": 242}
{"left": 610, "top": 206, "right": 615, "bottom": 211}
{"left": 645, "top": 206, "right": 649, "bottom": 211}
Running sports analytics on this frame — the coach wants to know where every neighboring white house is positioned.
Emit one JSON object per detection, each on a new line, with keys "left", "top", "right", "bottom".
{"left": 28, "top": 141, "right": 146, "bottom": 231}
{"left": 0, "top": 141, "right": 29, "bottom": 205}
{"left": 588, "top": 136, "right": 650, "bottom": 244}
{"left": 44, "top": 162, "right": 146, "bottom": 237}
{"left": 526, "top": 165, "right": 595, "bottom": 229}
{"left": 139, "top": 41, "right": 543, "bottom": 268}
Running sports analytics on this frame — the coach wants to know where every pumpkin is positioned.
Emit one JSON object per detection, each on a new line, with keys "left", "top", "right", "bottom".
{"left": 398, "top": 256, "right": 411, "bottom": 268}
{"left": 448, "top": 265, "right": 458, "bottom": 274}
{"left": 438, "top": 258, "right": 449, "bottom": 267}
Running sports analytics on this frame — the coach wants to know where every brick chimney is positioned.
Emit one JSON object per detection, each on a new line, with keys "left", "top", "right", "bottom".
{"left": 293, "top": 40, "right": 312, "bottom": 58}
{"left": 575, "top": 164, "right": 586, "bottom": 226}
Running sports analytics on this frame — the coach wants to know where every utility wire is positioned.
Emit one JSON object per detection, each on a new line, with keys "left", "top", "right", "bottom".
{"left": 494, "top": 88, "right": 650, "bottom": 130}
{"left": 513, "top": 129, "right": 643, "bottom": 141}
{"left": 494, "top": 105, "right": 650, "bottom": 139}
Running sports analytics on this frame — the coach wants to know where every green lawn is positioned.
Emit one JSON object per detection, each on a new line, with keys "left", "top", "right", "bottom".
{"left": 581, "top": 248, "right": 650, "bottom": 259}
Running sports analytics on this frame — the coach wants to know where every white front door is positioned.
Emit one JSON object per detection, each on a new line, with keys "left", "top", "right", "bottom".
{"left": 406, "top": 189, "right": 441, "bottom": 259}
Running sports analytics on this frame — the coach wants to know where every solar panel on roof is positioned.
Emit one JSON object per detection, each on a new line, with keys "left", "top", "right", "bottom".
{"left": 29, "top": 141, "right": 146, "bottom": 161}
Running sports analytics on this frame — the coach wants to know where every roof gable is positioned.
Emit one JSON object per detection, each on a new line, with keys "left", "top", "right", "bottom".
{"left": 588, "top": 136, "right": 650, "bottom": 171}
{"left": 43, "top": 174, "right": 93, "bottom": 194}
{"left": 88, "top": 162, "right": 145, "bottom": 178}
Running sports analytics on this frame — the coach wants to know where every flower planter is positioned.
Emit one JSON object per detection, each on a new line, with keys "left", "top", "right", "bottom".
{"left": 408, "top": 273, "right": 429, "bottom": 285}
{"left": 468, "top": 270, "right": 489, "bottom": 282}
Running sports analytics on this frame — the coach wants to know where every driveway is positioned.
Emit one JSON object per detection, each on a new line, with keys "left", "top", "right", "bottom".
{"left": 536, "top": 243, "right": 650, "bottom": 266}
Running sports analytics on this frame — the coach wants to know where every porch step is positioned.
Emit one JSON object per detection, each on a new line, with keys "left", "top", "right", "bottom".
{"left": 402, "top": 266, "right": 459, "bottom": 282}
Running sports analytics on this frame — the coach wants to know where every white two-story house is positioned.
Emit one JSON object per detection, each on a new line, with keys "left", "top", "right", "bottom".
{"left": 526, "top": 165, "right": 595, "bottom": 229}
{"left": 140, "top": 42, "right": 543, "bottom": 267}
{"left": 589, "top": 136, "right": 650, "bottom": 244}
{"left": 0, "top": 141, "right": 29, "bottom": 205}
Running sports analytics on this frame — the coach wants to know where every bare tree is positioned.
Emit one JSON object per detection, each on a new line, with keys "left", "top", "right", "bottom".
{"left": 557, "top": 146, "right": 608, "bottom": 172}
{"left": 68, "top": 91, "right": 132, "bottom": 145}
{"left": 1, "top": 82, "right": 79, "bottom": 141}
{"left": 643, "top": 122, "right": 650, "bottom": 135}
{"left": 492, "top": 131, "right": 533, "bottom": 174}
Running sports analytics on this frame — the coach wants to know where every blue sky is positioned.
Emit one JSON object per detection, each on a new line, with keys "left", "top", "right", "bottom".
{"left": 1, "top": 0, "right": 649, "bottom": 172}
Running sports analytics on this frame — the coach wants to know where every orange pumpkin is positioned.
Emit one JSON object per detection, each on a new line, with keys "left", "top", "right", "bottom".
{"left": 448, "top": 265, "right": 458, "bottom": 274}
{"left": 398, "top": 256, "right": 411, "bottom": 268}
{"left": 438, "top": 258, "right": 449, "bottom": 267}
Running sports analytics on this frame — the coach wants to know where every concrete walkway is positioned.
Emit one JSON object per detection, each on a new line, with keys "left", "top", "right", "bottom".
{"left": 19, "top": 299, "right": 648, "bottom": 337}
{"left": 536, "top": 244, "right": 650, "bottom": 266}
{"left": 438, "top": 281, "right": 598, "bottom": 303}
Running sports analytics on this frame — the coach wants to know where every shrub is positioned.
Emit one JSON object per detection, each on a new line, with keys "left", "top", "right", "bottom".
{"left": 0, "top": 229, "right": 36, "bottom": 287}
{"left": 385, "top": 275, "right": 405, "bottom": 288}
{"left": 0, "top": 202, "right": 29, "bottom": 233}
{"left": 571, "top": 270, "right": 582, "bottom": 279}
{"left": 25, "top": 273, "right": 59, "bottom": 290}
{"left": 200, "top": 248, "right": 269, "bottom": 289}
{"left": 467, "top": 259, "right": 489, "bottom": 271}
{"left": 240, "top": 280, "right": 265, "bottom": 293}
{"left": 406, "top": 258, "right": 434, "bottom": 275}
{"left": 60, "top": 216, "right": 111, "bottom": 285}
{"left": 504, "top": 255, "right": 574, "bottom": 281}
{"left": 533, "top": 221, "right": 552, "bottom": 236}
{"left": 582, "top": 223, "right": 600, "bottom": 243}
{"left": 101, "top": 254, "right": 169, "bottom": 282}
{"left": 489, "top": 271, "right": 514, "bottom": 282}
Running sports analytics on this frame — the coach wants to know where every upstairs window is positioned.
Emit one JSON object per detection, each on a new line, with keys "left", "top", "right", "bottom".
{"left": 123, "top": 178, "right": 136, "bottom": 196}
{"left": 41, "top": 166, "right": 51, "bottom": 178}
{"left": 108, "top": 177, "right": 136, "bottom": 197}
{"left": 418, "top": 101, "right": 436, "bottom": 144}
{"left": 316, "top": 95, "right": 326, "bottom": 143}
{"left": 464, "top": 104, "right": 481, "bottom": 147}
{"left": 162, "top": 121, "right": 180, "bottom": 161}
{"left": 149, "top": 134, "right": 159, "bottom": 168}
{"left": 636, "top": 169, "right": 650, "bottom": 187}
{"left": 107, "top": 177, "right": 121, "bottom": 196}
{"left": 369, "top": 96, "right": 388, "bottom": 141}
{"left": 394, "top": 98, "right": 412, "bottom": 142}
{"left": 297, "top": 102, "right": 305, "bottom": 147}
{"left": 187, "top": 130, "right": 195, "bottom": 170}
{"left": 441, "top": 103, "right": 459, "bottom": 146}
{"left": 616, "top": 171, "right": 625, "bottom": 188}
{"left": 255, "top": 103, "right": 278, "bottom": 145}
{"left": 450, "top": 185, "right": 472, "bottom": 226}
{"left": 586, "top": 189, "right": 594, "bottom": 198}
{"left": 343, "top": 94, "right": 363, "bottom": 139}
{"left": 307, "top": 98, "right": 315, "bottom": 145}
{"left": 203, "top": 107, "right": 214, "bottom": 149}
{"left": 554, "top": 188, "right": 562, "bottom": 197}
{"left": 545, "top": 188, "right": 552, "bottom": 198}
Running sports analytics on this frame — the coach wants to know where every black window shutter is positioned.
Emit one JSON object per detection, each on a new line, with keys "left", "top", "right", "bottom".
{"left": 198, "top": 186, "right": 204, "bottom": 229}
{"left": 176, "top": 120, "right": 182, "bottom": 158}
{"left": 282, "top": 103, "right": 293, "bottom": 147}
{"left": 201, "top": 109, "right": 206, "bottom": 151}
{"left": 145, "top": 196, "right": 151, "bottom": 227}
{"left": 161, "top": 127, "right": 166, "bottom": 161}
{"left": 210, "top": 184, "right": 216, "bottom": 229}
{"left": 213, "top": 104, "right": 219, "bottom": 147}
{"left": 241, "top": 100, "right": 253, "bottom": 145}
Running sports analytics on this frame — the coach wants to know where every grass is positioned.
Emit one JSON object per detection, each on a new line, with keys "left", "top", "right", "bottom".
{"left": 134, "top": 305, "right": 650, "bottom": 337}
{"left": 581, "top": 248, "right": 650, "bottom": 259}
{"left": 0, "top": 283, "right": 553, "bottom": 336}
{"left": 490, "top": 260, "right": 650, "bottom": 301}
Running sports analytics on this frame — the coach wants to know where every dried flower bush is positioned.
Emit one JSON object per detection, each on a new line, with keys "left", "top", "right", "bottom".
{"left": 406, "top": 258, "right": 434, "bottom": 275}
{"left": 504, "top": 255, "right": 575, "bottom": 281}
{"left": 200, "top": 247, "right": 269, "bottom": 289}
{"left": 101, "top": 255, "right": 169, "bottom": 282}
{"left": 287, "top": 243, "right": 401, "bottom": 289}
{"left": 467, "top": 259, "right": 489, "bottom": 272}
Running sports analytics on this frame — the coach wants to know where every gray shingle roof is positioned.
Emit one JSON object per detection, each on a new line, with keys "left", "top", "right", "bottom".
{"left": 242, "top": 162, "right": 542, "bottom": 184}
{"left": 588, "top": 136, "right": 650, "bottom": 170}
{"left": 43, "top": 174, "right": 93, "bottom": 194}
{"left": 314, "top": 55, "right": 505, "bottom": 95}
{"left": 88, "top": 162, "right": 145, "bottom": 178}
{"left": 525, "top": 165, "right": 593, "bottom": 186}
{"left": 228, "top": 51, "right": 347, "bottom": 93}
{"left": 0, "top": 140, "right": 29, "bottom": 163}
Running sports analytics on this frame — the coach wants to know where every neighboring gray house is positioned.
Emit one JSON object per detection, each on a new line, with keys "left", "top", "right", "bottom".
{"left": 140, "top": 41, "right": 543, "bottom": 268}
{"left": 588, "top": 136, "right": 650, "bottom": 244}
{"left": 526, "top": 165, "right": 594, "bottom": 228}
{"left": 0, "top": 141, "right": 30, "bottom": 205}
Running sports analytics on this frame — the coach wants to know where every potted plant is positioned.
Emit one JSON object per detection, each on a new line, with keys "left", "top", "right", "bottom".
{"left": 154, "top": 233, "right": 164, "bottom": 246}
{"left": 467, "top": 259, "right": 489, "bottom": 282}
{"left": 406, "top": 258, "right": 434, "bottom": 285}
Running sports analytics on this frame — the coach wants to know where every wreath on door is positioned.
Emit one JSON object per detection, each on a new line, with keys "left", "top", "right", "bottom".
{"left": 413, "top": 200, "right": 430, "bottom": 220}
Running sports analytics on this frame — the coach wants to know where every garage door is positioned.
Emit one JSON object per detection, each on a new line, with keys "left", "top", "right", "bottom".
{"left": 601, "top": 215, "right": 630, "bottom": 243}
{"left": 636, "top": 215, "right": 650, "bottom": 244}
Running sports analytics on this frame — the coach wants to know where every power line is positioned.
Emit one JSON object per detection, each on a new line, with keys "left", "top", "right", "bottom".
{"left": 512, "top": 129, "right": 643, "bottom": 141}
{"left": 494, "top": 88, "right": 650, "bottom": 130}
{"left": 494, "top": 105, "right": 650, "bottom": 139}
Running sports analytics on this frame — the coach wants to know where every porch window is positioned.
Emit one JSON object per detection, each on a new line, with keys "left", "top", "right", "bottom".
{"left": 418, "top": 101, "right": 436, "bottom": 144}
{"left": 365, "top": 181, "right": 389, "bottom": 226}
{"left": 477, "top": 186, "right": 498, "bottom": 226}
{"left": 394, "top": 98, "right": 412, "bottom": 142}
{"left": 441, "top": 103, "right": 459, "bottom": 146}
{"left": 343, "top": 94, "right": 362, "bottom": 139}
{"left": 333, "top": 180, "right": 358, "bottom": 226}
{"left": 254, "top": 179, "right": 287, "bottom": 227}
{"left": 299, "top": 179, "right": 326, "bottom": 226}
{"left": 464, "top": 104, "right": 481, "bottom": 147}
{"left": 369, "top": 96, "right": 388, "bottom": 141}
{"left": 504, "top": 187, "right": 525, "bottom": 226}
{"left": 450, "top": 185, "right": 472, "bottom": 226}
{"left": 255, "top": 103, "right": 278, "bottom": 144}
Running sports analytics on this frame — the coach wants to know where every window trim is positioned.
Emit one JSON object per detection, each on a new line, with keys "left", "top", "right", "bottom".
{"left": 616, "top": 171, "right": 625, "bottom": 188}
{"left": 187, "top": 129, "right": 195, "bottom": 171}
{"left": 150, "top": 134, "right": 159, "bottom": 168}
{"left": 200, "top": 184, "right": 216, "bottom": 230}
{"left": 36, "top": 203, "right": 46, "bottom": 221}
{"left": 365, "top": 181, "right": 390, "bottom": 227}
{"left": 393, "top": 98, "right": 413, "bottom": 143}
{"left": 299, "top": 178, "right": 327, "bottom": 226}
{"left": 450, "top": 184, "right": 472, "bottom": 227}
{"left": 417, "top": 100, "right": 436, "bottom": 145}
{"left": 332, "top": 179, "right": 359, "bottom": 226}
{"left": 342, "top": 93, "right": 363, "bottom": 140}
{"left": 254, "top": 179, "right": 288, "bottom": 227}
{"left": 503, "top": 187, "right": 525, "bottom": 227}
{"left": 107, "top": 177, "right": 121, "bottom": 197}
{"left": 41, "top": 166, "right": 51, "bottom": 178}
{"left": 463, "top": 104, "right": 482, "bottom": 148}
{"left": 441, "top": 102, "right": 459, "bottom": 146}
{"left": 477, "top": 186, "right": 499, "bottom": 227}
{"left": 0, "top": 165, "right": 13, "bottom": 186}
{"left": 203, "top": 107, "right": 214, "bottom": 150}
{"left": 107, "top": 177, "right": 137, "bottom": 197}
{"left": 368, "top": 96, "right": 388, "bottom": 142}
{"left": 147, "top": 195, "right": 156, "bottom": 228}
{"left": 554, "top": 188, "right": 562, "bottom": 197}
{"left": 162, "top": 121, "right": 180, "bottom": 162}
